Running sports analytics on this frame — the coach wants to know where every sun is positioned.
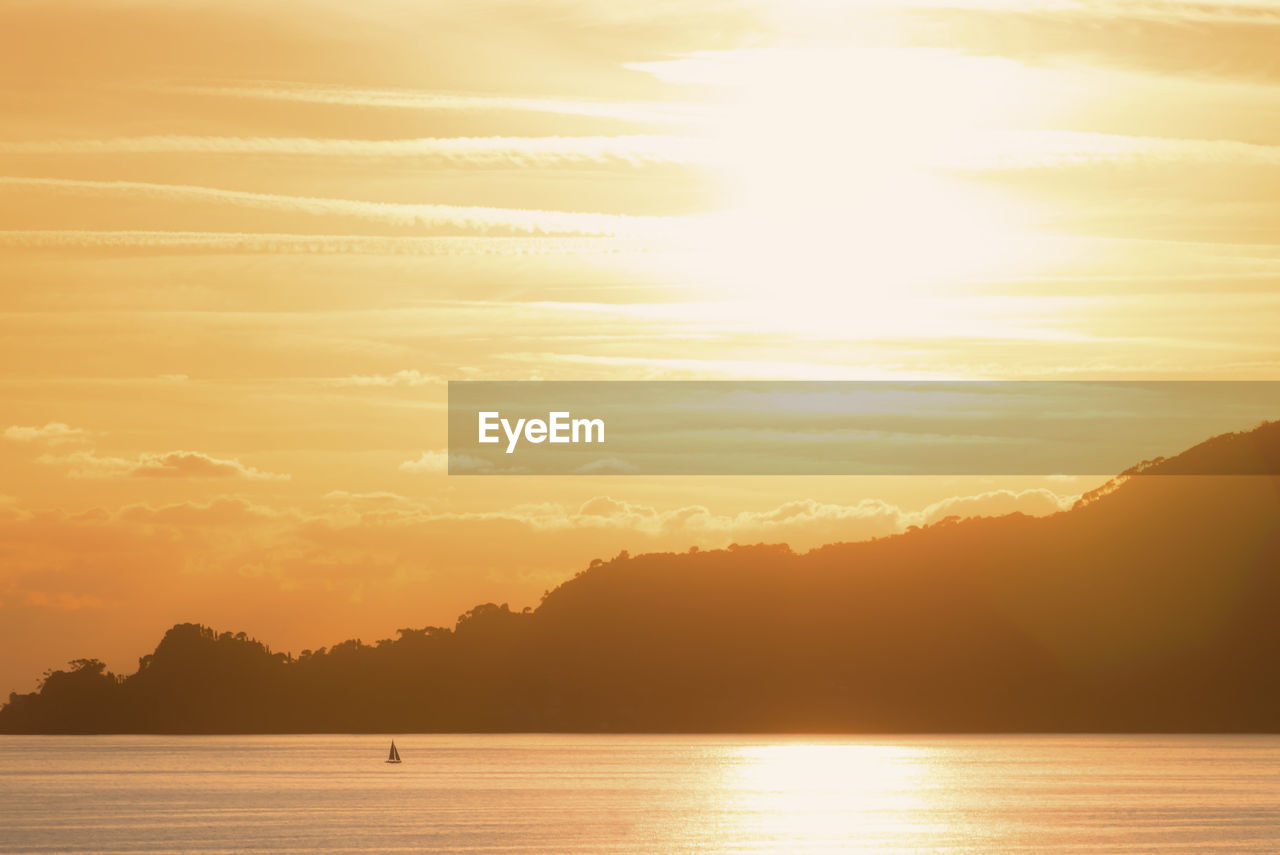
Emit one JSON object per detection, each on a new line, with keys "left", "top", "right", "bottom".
{"left": 647, "top": 47, "right": 1049, "bottom": 317}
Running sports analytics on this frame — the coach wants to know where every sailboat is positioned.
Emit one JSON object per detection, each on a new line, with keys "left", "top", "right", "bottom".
{"left": 386, "top": 740, "right": 402, "bottom": 764}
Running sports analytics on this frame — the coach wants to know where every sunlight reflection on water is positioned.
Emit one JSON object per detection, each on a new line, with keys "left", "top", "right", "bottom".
{"left": 1, "top": 735, "right": 1278, "bottom": 854}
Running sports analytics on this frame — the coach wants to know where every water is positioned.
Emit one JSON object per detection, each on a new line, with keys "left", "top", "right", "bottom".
{"left": 1, "top": 735, "right": 1277, "bottom": 853}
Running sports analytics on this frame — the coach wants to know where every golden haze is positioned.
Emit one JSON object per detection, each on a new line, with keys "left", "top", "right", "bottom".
{"left": 3, "top": 0, "right": 1280, "bottom": 695}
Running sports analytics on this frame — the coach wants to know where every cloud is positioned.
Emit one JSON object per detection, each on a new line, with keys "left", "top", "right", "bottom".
{"left": 24, "top": 591, "right": 105, "bottom": 611}
{"left": 0, "top": 484, "right": 1079, "bottom": 696}
{"left": 322, "top": 491, "right": 411, "bottom": 505}
{"left": 0, "top": 490, "right": 1080, "bottom": 607}
{"left": 334, "top": 369, "right": 440, "bottom": 388}
{"left": 574, "top": 457, "right": 641, "bottom": 474}
{"left": 158, "top": 84, "right": 699, "bottom": 126}
{"left": 945, "top": 129, "right": 1280, "bottom": 170}
{"left": 0, "top": 176, "right": 669, "bottom": 237}
{"left": 399, "top": 450, "right": 510, "bottom": 474}
{"left": 0, "top": 231, "right": 642, "bottom": 255}
{"left": 117, "top": 496, "right": 283, "bottom": 525}
{"left": 566, "top": 495, "right": 881, "bottom": 539}
{"left": 4, "top": 422, "right": 89, "bottom": 445}
{"left": 42, "top": 450, "right": 290, "bottom": 480}
{"left": 906, "top": 0, "right": 1280, "bottom": 26}
{"left": 577, "top": 496, "right": 645, "bottom": 518}
{"left": 0, "top": 134, "right": 706, "bottom": 165}
{"left": 563, "top": 490, "right": 1078, "bottom": 542}
{"left": 398, "top": 451, "right": 450, "bottom": 473}
{"left": 130, "top": 452, "right": 290, "bottom": 480}
{"left": 901, "top": 0, "right": 1280, "bottom": 83}
{"left": 920, "top": 488, "right": 1075, "bottom": 524}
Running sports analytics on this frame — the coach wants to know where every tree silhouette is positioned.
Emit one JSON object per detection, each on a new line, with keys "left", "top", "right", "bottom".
{"left": 3, "top": 422, "right": 1280, "bottom": 734}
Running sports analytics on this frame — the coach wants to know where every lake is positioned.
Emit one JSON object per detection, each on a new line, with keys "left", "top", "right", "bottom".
{"left": 1, "top": 735, "right": 1277, "bottom": 853}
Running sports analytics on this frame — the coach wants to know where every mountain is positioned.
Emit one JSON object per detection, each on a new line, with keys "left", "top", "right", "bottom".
{"left": 3, "top": 422, "right": 1279, "bottom": 733}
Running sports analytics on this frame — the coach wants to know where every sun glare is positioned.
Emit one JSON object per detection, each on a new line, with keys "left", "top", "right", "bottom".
{"left": 723, "top": 742, "right": 942, "bottom": 849}
{"left": 653, "top": 48, "right": 1049, "bottom": 320}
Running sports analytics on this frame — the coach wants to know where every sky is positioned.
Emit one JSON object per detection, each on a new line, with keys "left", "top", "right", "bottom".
{"left": 3, "top": 0, "right": 1280, "bottom": 696}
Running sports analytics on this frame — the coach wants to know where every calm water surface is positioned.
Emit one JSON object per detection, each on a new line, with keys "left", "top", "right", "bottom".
{"left": 1, "top": 735, "right": 1277, "bottom": 853}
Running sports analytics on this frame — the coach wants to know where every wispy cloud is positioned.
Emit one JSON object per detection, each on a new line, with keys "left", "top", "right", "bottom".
{"left": 904, "top": 0, "right": 1280, "bottom": 23}
{"left": 561, "top": 489, "right": 1075, "bottom": 536}
{"left": 39, "top": 449, "right": 289, "bottom": 481}
{"left": 0, "top": 177, "right": 671, "bottom": 237}
{"left": 24, "top": 591, "right": 105, "bottom": 611}
{"left": 4, "top": 422, "right": 89, "bottom": 445}
{"left": 945, "top": 129, "right": 1280, "bottom": 169}
{"left": 322, "top": 490, "right": 412, "bottom": 504}
{"left": 399, "top": 451, "right": 510, "bottom": 474}
{"left": 399, "top": 450, "right": 450, "bottom": 474}
{"left": 920, "top": 487, "right": 1073, "bottom": 522}
{"left": 0, "top": 134, "right": 707, "bottom": 165}
{"left": 159, "top": 83, "right": 701, "bottom": 126}
{"left": 37, "top": 128, "right": 1271, "bottom": 172}
{"left": 333, "top": 370, "right": 441, "bottom": 388}
{"left": 0, "top": 230, "right": 644, "bottom": 254}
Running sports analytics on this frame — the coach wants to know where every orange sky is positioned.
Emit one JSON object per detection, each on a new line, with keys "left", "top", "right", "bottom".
{"left": 3, "top": 0, "right": 1280, "bottom": 696}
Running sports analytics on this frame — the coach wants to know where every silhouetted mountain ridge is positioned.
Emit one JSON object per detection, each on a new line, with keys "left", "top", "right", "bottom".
{"left": 4, "top": 421, "right": 1279, "bottom": 733}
